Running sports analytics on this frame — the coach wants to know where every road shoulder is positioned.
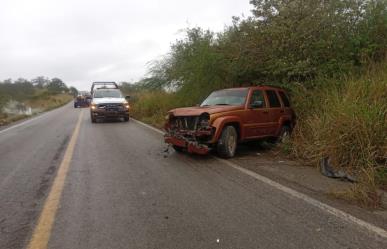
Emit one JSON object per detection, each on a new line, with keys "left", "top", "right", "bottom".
{"left": 229, "top": 144, "right": 387, "bottom": 230}
{"left": 133, "top": 118, "right": 387, "bottom": 236}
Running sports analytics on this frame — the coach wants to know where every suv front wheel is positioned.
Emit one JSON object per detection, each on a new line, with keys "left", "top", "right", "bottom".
{"left": 217, "top": 126, "right": 237, "bottom": 158}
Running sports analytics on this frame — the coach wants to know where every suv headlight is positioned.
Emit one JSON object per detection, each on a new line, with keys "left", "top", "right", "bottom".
{"left": 199, "top": 113, "right": 210, "bottom": 127}
{"left": 123, "top": 101, "right": 130, "bottom": 109}
{"left": 91, "top": 103, "right": 97, "bottom": 110}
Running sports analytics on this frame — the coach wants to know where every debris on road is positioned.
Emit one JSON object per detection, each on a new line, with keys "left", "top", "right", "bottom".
{"left": 320, "top": 157, "right": 357, "bottom": 182}
{"left": 163, "top": 145, "right": 170, "bottom": 158}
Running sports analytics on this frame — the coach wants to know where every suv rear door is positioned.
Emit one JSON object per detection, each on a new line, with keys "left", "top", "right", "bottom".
{"left": 265, "top": 89, "right": 284, "bottom": 135}
{"left": 278, "top": 90, "right": 294, "bottom": 127}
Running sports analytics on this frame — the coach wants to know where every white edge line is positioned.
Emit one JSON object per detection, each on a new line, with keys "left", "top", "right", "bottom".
{"left": 132, "top": 118, "right": 387, "bottom": 240}
{"left": 131, "top": 118, "right": 165, "bottom": 135}
{"left": 216, "top": 157, "right": 387, "bottom": 239}
{"left": 0, "top": 103, "right": 70, "bottom": 135}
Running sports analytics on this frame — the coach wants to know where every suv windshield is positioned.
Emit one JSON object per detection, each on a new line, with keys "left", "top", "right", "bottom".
{"left": 93, "top": 89, "right": 122, "bottom": 98}
{"left": 201, "top": 89, "right": 248, "bottom": 106}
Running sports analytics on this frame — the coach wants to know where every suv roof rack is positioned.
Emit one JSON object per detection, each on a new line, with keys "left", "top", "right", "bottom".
{"left": 91, "top": 82, "right": 118, "bottom": 94}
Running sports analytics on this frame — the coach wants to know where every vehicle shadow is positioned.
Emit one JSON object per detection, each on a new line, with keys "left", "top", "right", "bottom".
{"left": 93, "top": 118, "right": 127, "bottom": 124}
{"left": 232, "top": 141, "right": 277, "bottom": 158}
{"left": 165, "top": 140, "right": 278, "bottom": 162}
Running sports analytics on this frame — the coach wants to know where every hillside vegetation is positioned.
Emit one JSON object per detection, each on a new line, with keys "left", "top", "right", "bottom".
{"left": 124, "top": 0, "right": 387, "bottom": 205}
{"left": 0, "top": 77, "right": 76, "bottom": 125}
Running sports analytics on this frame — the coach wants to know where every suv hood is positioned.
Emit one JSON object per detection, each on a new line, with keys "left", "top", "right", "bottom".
{"left": 92, "top": 98, "right": 126, "bottom": 104}
{"left": 169, "top": 105, "right": 243, "bottom": 116}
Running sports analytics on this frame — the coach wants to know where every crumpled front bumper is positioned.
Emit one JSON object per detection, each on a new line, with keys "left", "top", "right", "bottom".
{"left": 164, "top": 135, "right": 210, "bottom": 155}
{"left": 164, "top": 124, "right": 214, "bottom": 155}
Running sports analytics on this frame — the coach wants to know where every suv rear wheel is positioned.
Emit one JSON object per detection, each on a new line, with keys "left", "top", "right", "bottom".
{"left": 123, "top": 116, "right": 129, "bottom": 122}
{"left": 267, "top": 125, "right": 291, "bottom": 144}
{"left": 217, "top": 126, "right": 237, "bottom": 158}
{"left": 278, "top": 125, "right": 291, "bottom": 143}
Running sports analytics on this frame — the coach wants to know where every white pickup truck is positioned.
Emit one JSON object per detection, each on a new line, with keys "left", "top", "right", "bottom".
{"left": 89, "top": 82, "right": 130, "bottom": 123}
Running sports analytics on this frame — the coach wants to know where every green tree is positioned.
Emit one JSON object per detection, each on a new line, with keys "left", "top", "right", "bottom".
{"left": 68, "top": 87, "right": 78, "bottom": 97}
{"left": 47, "top": 78, "right": 68, "bottom": 94}
{"left": 31, "top": 76, "right": 50, "bottom": 88}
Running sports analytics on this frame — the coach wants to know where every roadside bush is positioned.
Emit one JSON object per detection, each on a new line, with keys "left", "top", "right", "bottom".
{"left": 26, "top": 93, "right": 73, "bottom": 111}
{"left": 290, "top": 64, "right": 387, "bottom": 202}
{"left": 291, "top": 65, "right": 386, "bottom": 170}
{"left": 130, "top": 91, "right": 178, "bottom": 128}
{"left": 128, "top": 0, "right": 387, "bottom": 204}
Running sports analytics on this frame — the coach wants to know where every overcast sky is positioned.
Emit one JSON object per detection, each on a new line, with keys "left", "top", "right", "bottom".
{"left": 0, "top": 0, "right": 252, "bottom": 90}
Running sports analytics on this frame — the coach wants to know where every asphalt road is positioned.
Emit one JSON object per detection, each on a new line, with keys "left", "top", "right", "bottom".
{"left": 1, "top": 103, "right": 386, "bottom": 249}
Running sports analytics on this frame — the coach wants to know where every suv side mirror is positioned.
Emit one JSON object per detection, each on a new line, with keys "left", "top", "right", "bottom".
{"left": 250, "top": 100, "right": 264, "bottom": 109}
{"left": 125, "top": 96, "right": 130, "bottom": 101}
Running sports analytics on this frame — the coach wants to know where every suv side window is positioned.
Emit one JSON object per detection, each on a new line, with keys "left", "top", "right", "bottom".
{"left": 278, "top": 91, "right": 290, "bottom": 107}
{"left": 250, "top": 90, "right": 266, "bottom": 108}
{"left": 265, "top": 90, "right": 281, "bottom": 108}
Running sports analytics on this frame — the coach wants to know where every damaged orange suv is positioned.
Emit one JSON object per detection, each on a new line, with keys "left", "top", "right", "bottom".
{"left": 164, "top": 86, "right": 296, "bottom": 158}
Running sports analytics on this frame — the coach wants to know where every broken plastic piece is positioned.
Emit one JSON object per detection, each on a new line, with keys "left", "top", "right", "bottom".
{"left": 320, "top": 157, "right": 356, "bottom": 182}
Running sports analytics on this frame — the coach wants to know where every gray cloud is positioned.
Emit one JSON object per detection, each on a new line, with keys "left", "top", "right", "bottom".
{"left": 0, "top": 0, "right": 252, "bottom": 90}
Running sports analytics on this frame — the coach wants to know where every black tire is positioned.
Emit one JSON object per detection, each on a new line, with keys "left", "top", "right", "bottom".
{"left": 266, "top": 125, "right": 291, "bottom": 144}
{"left": 277, "top": 125, "right": 291, "bottom": 143}
{"left": 172, "top": 145, "right": 184, "bottom": 153}
{"left": 217, "top": 126, "right": 238, "bottom": 158}
{"left": 91, "top": 114, "right": 96, "bottom": 123}
{"left": 123, "top": 116, "right": 129, "bottom": 122}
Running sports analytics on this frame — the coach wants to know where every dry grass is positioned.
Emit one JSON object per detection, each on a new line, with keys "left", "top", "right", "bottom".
{"left": 26, "top": 93, "right": 73, "bottom": 111}
{"left": 0, "top": 113, "right": 29, "bottom": 126}
{"left": 0, "top": 93, "right": 72, "bottom": 126}
{"left": 290, "top": 64, "right": 387, "bottom": 207}
{"left": 331, "top": 184, "right": 383, "bottom": 209}
{"left": 130, "top": 91, "right": 179, "bottom": 128}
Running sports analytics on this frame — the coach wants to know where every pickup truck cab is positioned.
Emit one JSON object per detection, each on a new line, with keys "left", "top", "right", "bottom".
{"left": 164, "top": 86, "right": 296, "bottom": 158}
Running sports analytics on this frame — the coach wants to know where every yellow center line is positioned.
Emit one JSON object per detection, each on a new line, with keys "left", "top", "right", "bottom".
{"left": 27, "top": 110, "right": 84, "bottom": 249}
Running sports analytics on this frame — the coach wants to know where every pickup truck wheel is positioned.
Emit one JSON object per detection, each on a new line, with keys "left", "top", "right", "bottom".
{"left": 172, "top": 145, "right": 184, "bottom": 153}
{"left": 91, "top": 114, "right": 96, "bottom": 123}
{"left": 217, "top": 126, "right": 237, "bottom": 158}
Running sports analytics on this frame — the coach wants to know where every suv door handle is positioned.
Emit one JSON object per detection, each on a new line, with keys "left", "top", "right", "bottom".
{"left": 280, "top": 110, "right": 284, "bottom": 113}
{"left": 263, "top": 111, "right": 269, "bottom": 114}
